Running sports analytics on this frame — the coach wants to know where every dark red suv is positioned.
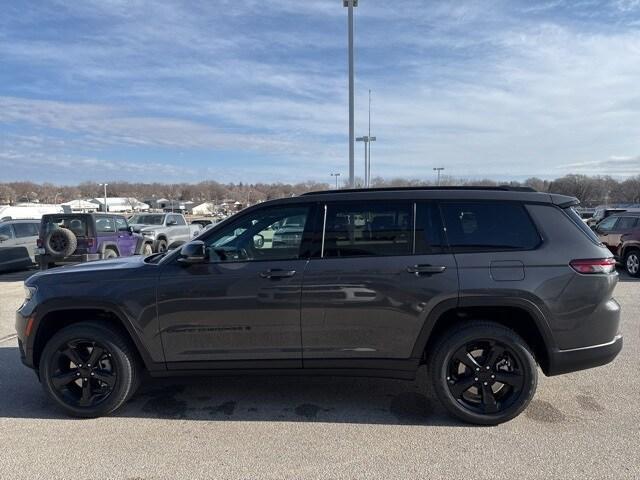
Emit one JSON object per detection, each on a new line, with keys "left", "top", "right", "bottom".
{"left": 618, "top": 228, "right": 640, "bottom": 277}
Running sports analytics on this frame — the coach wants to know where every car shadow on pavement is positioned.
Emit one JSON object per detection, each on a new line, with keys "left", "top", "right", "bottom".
{"left": 617, "top": 271, "right": 639, "bottom": 282}
{"left": 0, "top": 345, "right": 463, "bottom": 426}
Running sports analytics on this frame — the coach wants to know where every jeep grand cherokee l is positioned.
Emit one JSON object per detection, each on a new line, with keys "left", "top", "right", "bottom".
{"left": 16, "top": 187, "right": 622, "bottom": 425}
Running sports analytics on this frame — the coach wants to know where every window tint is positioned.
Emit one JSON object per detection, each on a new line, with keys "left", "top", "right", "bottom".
{"left": 415, "top": 202, "right": 445, "bottom": 254}
{"left": 615, "top": 217, "right": 638, "bottom": 230}
{"left": 95, "top": 217, "right": 116, "bottom": 233}
{"left": 323, "top": 201, "right": 412, "bottom": 257}
{"left": 441, "top": 202, "right": 540, "bottom": 251}
{"left": 205, "top": 205, "right": 310, "bottom": 262}
{"left": 13, "top": 222, "right": 39, "bottom": 238}
{"left": 168, "top": 214, "right": 186, "bottom": 226}
{"left": 115, "top": 217, "right": 128, "bottom": 232}
{"left": 0, "top": 224, "right": 14, "bottom": 239}
{"left": 565, "top": 207, "right": 601, "bottom": 244}
{"left": 42, "top": 215, "right": 88, "bottom": 237}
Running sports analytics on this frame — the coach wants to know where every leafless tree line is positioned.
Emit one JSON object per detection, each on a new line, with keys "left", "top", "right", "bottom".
{"left": 0, "top": 174, "right": 638, "bottom": 207}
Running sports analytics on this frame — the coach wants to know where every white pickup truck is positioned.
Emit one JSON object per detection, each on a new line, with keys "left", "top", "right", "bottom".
{"left": 128, "top": 213, "right": 201, "bottom": 254}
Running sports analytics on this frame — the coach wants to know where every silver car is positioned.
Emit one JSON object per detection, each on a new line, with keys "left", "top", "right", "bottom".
{"left": 0, "top": 219, "right": 40, "bottom": 272}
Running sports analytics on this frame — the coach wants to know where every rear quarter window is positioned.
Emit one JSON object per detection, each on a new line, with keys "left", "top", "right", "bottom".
{"left": 441, "top": 202, "right": 541, "bottom": 252}
{"left": 564, "top": 207, "right": 602, "bottom": 244}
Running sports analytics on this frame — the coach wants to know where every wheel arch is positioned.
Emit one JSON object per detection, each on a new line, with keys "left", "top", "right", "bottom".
{"left": 32, "top": 305, "right": 154, "bottom": 372}
{"left": 413, "top": 298, "right": 554, "bottom": 374}
{"left": 99, "top": 241, "right": 119, "bottom": 256}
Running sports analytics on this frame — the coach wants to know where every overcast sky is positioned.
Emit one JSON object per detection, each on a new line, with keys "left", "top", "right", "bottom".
{"left": 1, "top": 0, "right": 639, "bottom": 184}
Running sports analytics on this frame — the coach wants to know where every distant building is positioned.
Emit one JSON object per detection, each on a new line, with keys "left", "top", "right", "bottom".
{"left": 89, "top": 197, "right": 149, "bottom": 213}
{"left": 61, "top": 199, "right": 99, "bottom": 213}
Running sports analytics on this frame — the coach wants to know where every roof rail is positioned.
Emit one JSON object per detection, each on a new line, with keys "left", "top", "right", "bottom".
{"left": 301, "top": 185, "right": 537, "bottom": 196}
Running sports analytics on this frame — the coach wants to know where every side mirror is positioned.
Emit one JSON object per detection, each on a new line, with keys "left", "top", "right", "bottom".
{"left": 127, "top": 226, "right": 134, "bottom": 235}
{"left": 253, "top": 234, "right": 265, "bottom": 248}
{"left": 0, "top": 234, "right": 8, "bottom": 242}
{"left": 167, "top": 219, "right": 177, "bottom": 226}
{"left": 178, "top": 241, "right": 207, "bottom": 264}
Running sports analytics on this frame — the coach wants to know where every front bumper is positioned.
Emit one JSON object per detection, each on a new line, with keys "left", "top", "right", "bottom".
{"left": 546, "top": 334, "right": 623, "bottom": 376}
{"left": 15, "top": 308, "right": 35, "bottom": 370}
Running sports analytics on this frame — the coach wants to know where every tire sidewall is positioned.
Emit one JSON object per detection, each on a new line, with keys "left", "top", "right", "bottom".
{"left": 157, "top": 240, "right": 167, "bottom": 253}
{"left": 431, "top": 326, "right": 538, "bottom": 425}
{"left": 624, "top": 250, "right": 640, "bottom": 277}
{"left": 103, "top": 248, "right": 118, "bottom": 259}
{"left": 45, "top": 228, "right": 77, "bottom": 257}
{"left": 39, "top": 324, "right": 136, "bottom": 417}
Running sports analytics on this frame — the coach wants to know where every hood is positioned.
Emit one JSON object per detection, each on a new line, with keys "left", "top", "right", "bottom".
{"left": 26, "top": 255, "right": 148, "bottom": 285}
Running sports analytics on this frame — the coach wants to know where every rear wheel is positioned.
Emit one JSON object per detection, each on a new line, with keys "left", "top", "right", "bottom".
{"left": 103, "top": 248, "right": 118, "bottom": 259}
{"left": 39, "top": 322, "right": 140, "bottom": 417}
{"left": 429, "top": 321, "right": 537, "bottom": 425}
{"left": 142, "top": 243, "right": 153, "bottom": 256}
{"left": 624, "top": 250, "right": 640, "bottom": 277}
{"left": 156, "top": 239, "right": 168, "bottom": 253}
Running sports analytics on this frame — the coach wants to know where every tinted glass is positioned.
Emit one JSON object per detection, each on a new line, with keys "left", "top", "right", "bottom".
{"left": 615, "top": 217, "right": 638, "bottom": 230}
{"left": 597, "top": 216, "right": 618, "bottom": 231}
{"left": 415, "top": 202, "right": 445, "bottom": 254}
{"left": 115, "top": 217, "right": 128, "bottom": 232}
{"left": 95, "top": 217, "right": 116, "bottom": 233}
{"left": 441, "top": 202, "right": 540, "bottom": 251}
{"left": 205, "top": 205, "right": 310, "bottom": 262}
{"left": 0, "top": 224, "right": 13, "bottom": 239}
{"left": 323, "top": 201, "right": 412, "bottom": 257}
{"left": 13, "top": 222, "right": 39, "bottom": 238}
{"left": 42, "top": 215, "right": 88, "bottom": 237}
{"left": 565, "top": 207, "right": 601, "bottom": 244}
{"left": 130, "top": 214, "right": 164, "bottom": 225}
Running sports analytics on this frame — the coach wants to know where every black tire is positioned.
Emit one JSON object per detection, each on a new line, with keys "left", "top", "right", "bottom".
{"left": 39, "top": 321, "right": 140, "bottom": 418}
{"left": 44, "top": 228, "right": 77, "bottom": 257}
{"left": 156, "top": 239, "right": 167, "bottom": 253}
{"left": 429, "top": 321, "right": 537, "bottom": 425}
{"left": 103, "top": 248, "right": 118, "bottom": 260}
{"left": 624, "top": 249, "right": 640, "bottom": 277}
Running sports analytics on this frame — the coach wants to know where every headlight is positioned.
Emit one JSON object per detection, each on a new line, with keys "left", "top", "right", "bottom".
{"left": 24, "top": 285, "right": 36, "bottom": 301}
{"left": 142, "top": 231, "right": 156, "bottom": 237}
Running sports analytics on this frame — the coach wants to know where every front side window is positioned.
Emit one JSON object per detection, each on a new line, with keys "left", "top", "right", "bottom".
{"left": 596, "top": 216, "right": 619, "bottom": 232}
{"left": 95, "top": 217, "right": 116, "bottom": 233}
{"left": 322, "top": 201, "right": 412, "bottom": 257}
{"left": 115, "top": 217, "right": 129, "bottom": 232}
{"left": 13, "top": 222, "right": 39, "bottom": 238}
{"left": 441, "top": 202, "right": 540, "bottom": 252}
{"left": 203, "top": 205, "right": 311, "bottom": 262}
{"left": 0, "top": 224, "right": 14, "bottom": 239}
{"left": 130, "top": 214, "right": 164, "bottom": 225}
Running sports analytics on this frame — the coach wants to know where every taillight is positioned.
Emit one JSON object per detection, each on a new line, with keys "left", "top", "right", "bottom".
{"left": 87, "top": 238, "right": 95, "bottom": 248}
{"left": 570, "top": 258, "right": 616, "bottom": 274}
{"left": 36, "top": 239, "right": 42, "bottom": 248}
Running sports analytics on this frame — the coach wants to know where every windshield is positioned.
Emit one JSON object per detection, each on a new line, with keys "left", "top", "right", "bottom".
{"left": 129, "top": 214, "right": 165, "bottom": 225}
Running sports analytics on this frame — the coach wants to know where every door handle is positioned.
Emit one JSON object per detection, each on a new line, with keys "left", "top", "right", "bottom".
{"left": 407, "top": 265, "right": 447, "bottom": 275}
{"left": 260, "top": 269, "right": 296, "bottom": 279}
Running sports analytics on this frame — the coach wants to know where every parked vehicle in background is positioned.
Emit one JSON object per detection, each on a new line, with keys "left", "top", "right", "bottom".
{"left": 587, "top": 206, "right": 640, "bottom": 227}
{"left": 0, "top": 219, "right": 40, "bottom": 272}
{"left": 17, "top": 187, "right": 622, "bottom": 425}
{"left": 616, "top": 224, "right": 640, "bottom": 278}
{"left": 0, "top": 203, "right": 64, "bottom": 222}
{"left": 128, "top": 213, "right": 200, "bottom": 253}
{"left": 35, "top": 213, "right": 146, "bottom": 269}
{"left": 593, "top": 212, "right": 640, "bottom": 256}
{"left": 190, "top": 218, "right": 213, "bottom": 229}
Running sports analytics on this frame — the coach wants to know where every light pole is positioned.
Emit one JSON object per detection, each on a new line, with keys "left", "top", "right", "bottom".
{"left": 344, "top": 0, "right": 358, "bottom": 187}
{"left": 356, "top": 135, "right": 376, "bottom": 187}
{"left": 98, "top": 183, "right": 108, "bottom": 212}
{"left": 54, "top": 192, "right": 61, "bottom": 205}
{"left": 330, "top": 172, "right": 341, "bottom": 189}
{"left": 433, "top": 167, "right": 444, "bottom": 186}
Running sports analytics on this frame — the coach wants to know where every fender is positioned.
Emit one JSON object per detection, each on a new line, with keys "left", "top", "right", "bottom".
{"left": 99, "top": 241, "right": 119, "bottom": 256}
{"left": 409, "top": 295, "right": 556, "bottom": 364}
{"left": 29, "top": 297, "right": 164, "bottom": 372}
{"left": 620, "top": 240, "right": 640, "bottom": 259}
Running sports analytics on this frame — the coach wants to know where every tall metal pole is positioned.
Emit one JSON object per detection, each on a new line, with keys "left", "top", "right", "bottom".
{"left": 346, "top": 0, "right": 356, "bottom": 187}
{"left": 433, "top": 167, "right": 444, "bottom": 186}
{"left": 367, "top": 89, "right": 371, "bottom": 187}
{"left": 99, "top": 183, "right": 108, "bottom": 212}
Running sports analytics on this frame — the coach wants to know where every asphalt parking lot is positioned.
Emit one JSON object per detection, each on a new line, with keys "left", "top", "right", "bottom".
{"left": 0, "top": 269, "right": 638, "bottom": 480}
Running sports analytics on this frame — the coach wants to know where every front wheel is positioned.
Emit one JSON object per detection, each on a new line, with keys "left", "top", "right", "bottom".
{"left": 39, "top": 322, "right": 140, "bottom": 417}
{"left": 156, "top": 239, "right": 167, "bottom": 253}
{"left": 429, "top": 322, "right": 537, "bottom": 425}
{"left": 624, "top": 250, "right": 640, "bottom": 277}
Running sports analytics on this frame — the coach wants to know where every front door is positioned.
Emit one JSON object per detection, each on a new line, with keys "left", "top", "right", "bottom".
{"left": 158, "top": 203, "right": 315, "bottom": 368}
{"left": 115, "top": 217, "right": 137, "bottom": 256}
{"left": 595, "top": 216, "right": 622, "bottom": 253}
{"left": 301, "top": 200, "right": 458, "bottom": 369}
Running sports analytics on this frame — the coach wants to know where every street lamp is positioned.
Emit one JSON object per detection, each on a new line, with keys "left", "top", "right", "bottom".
{"left": 330, "top": 172, "right": 341, "bottom": 189}
{"left": 433, "top": 167, "right": 444, "bottom": 186}
{"left": 54, "top": 192, "right": 61, "bottom": 205}
{"left": 343, "top": 0, "right": 358, "bottom": 187}
{"left": 98, "top": 183, "right": 108, "bottom": 212}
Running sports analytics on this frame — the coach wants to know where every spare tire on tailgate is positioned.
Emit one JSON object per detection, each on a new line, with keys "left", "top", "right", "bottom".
{"left": 45, "top": 228, "right": 77, "bottom": 257}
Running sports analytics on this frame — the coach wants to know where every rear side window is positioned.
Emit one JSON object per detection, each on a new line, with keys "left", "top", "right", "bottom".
{"left": 441, "top": 202, "right": 540, "bottom": 252}
{"left": 13, "top": 222, "right": 39, "bottom": 238}
{"left": 322, "top": 201, "right": 412, "bottom": 257}
{"left": 564, "top": 207, "right": 601, "bottom": 244}
{"left": 616, "top": 217, "right": 638, "bottom": 230}
{"left": 0, "top": 223, "right": 14, "bottom": 239}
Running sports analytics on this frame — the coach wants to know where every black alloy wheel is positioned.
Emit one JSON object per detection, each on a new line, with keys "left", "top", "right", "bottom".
{"left": 430, "top": 322, "right": 537, "bottom": 425}
{"left": 39, "top": 322, "right": 140, "bottom": 417}
{"left": 48, "top": 339, "right": 117, "bottom": 408}
{"left": 446, "top": 339, "right": 524, "bottom": 415}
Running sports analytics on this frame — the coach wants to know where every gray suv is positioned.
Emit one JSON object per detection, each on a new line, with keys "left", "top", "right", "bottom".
{"left": 16, "top": 187, "right": 622, "bottom": 424}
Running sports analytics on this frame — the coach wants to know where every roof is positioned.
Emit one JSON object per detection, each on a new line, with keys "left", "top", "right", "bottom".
{"left": 301, "top": 186, "right": 537, "bottom": 196}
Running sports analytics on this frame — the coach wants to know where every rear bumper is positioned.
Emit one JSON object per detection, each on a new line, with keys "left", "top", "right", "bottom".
{"left": 36, "top": 253, "right": 102, "bottom": 268}
{"left": 546, "top": 334, "right": 623, "bottom": 376}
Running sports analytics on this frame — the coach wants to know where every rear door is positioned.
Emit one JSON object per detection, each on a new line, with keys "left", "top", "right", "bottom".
{"left": 12, "top": 222, "right": 39, "bottom": 259}
{"left": 300, "top": 200, "right": 458, "bottom": 372}
{"left": 608, "top": 216, "right": 638, "bottom": 252}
